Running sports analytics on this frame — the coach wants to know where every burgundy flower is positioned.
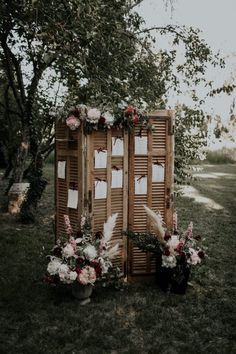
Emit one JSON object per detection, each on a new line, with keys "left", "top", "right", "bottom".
{"left": 91, "top": 260, "right": 102, "bottom": 277}
{"left": 198, "top": 250, "right": 205, "bottom": 259}
{"left": 125, "top": 105, "right": 135, "bottom": 116}
{"left": 75, "top": 265, "right": 82, "bottom": 275}
{"left": 43, "top": 274, "right": 58, "bottom": 284}
{"left": 95, "top": 231, "right": 103, "bottom": 239}
{"left": 76, "top": 257, "right": 84, "bottom": 265}
{"left": 176, "top": 242, "right": 184, "bottom": 254}
{"left": 132, "top": 114, "right": 139, "bottom": 124}
{"left": 71, "top": 107, "right": 80, "bottom": 118}
{"left": 52, "top": 245, "right": 62, "bottom": 257}
{"left": 164, "top": 232, "right": 171, "bottom": 241}
{"left": 163, "top": 248, "right": 170, "bottom": 256}
{"left": 98, "top": 116, "right": 106, "bottom": 125}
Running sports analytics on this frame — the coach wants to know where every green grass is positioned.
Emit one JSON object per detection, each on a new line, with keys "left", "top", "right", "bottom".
{"left": 0, "top": 164, "right": 236, "bottom": 354}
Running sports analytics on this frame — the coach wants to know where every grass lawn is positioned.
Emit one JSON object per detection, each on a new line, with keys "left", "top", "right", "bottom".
{"left": 0, "top": 164, "right": 236, "bottom": 354}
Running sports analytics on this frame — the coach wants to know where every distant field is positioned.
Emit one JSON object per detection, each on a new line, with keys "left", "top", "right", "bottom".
{"left": 0, "top": 164, "right": 236, "bottom": 354}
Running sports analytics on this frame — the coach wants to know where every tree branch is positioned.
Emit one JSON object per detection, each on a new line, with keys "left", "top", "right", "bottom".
{"left": 0, "top": 35, "right": 24, "bottom": 116}
{"left": 135, "top": 25, "right": 186, "bottom": 40}
{"left": 128, "top": 0, "right": 145, "bottom": 11}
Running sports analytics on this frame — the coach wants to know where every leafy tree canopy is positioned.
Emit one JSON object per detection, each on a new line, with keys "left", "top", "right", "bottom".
{"left": 0, "top": 0, "right": 224, "bottom": 192}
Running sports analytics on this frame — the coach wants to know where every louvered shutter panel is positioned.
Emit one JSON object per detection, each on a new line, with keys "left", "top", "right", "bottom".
{"left": 86, "top": 129, "right": 128, "bottom": 274}
{"left": 127, "top": 111, "right": 174, "bottom": 281}
{"left": 55, "top": 122, "right": 85, "bottom": 236}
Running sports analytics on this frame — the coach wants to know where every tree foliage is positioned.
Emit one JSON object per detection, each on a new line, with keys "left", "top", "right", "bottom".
{"left": 0, "top": 0, "right": 223, "bottom": 218}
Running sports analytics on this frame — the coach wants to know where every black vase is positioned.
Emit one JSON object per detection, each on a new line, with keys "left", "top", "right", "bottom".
{"left": 170, "top": 264, "right": 190, "bottom": 294}
{"left": 155, "top": 255, "right": 173, "bottom": 292}
{"left": 156, "top": 256, "right": 190, "bottom": 294}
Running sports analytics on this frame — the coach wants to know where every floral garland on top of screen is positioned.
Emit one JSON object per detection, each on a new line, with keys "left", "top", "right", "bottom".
{"left": 64, "top": 104, "right": 151, "bottom": 133}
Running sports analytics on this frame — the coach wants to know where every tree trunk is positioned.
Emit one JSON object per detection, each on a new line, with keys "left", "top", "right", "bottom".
{"left": 5, "top": 129, "right": 29, "bottom": 194}
{"left": 19, "top": 153, "right": 47, "bottom": 223}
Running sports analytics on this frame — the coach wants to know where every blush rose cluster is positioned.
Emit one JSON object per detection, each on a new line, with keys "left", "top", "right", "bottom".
{"left": 65, "top": 104, "right": 145, "bottom": 132}
{"left": 45, "top": 213, "right": 120, "bottom": 286}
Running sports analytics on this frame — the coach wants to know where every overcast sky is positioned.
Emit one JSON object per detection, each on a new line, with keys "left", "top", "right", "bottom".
{"left": 138, "top": 0, "right": 236, "bottom": 120}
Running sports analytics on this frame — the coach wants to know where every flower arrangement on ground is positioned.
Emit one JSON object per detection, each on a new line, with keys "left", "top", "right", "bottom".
{"left": 46, "top": 213, "right": 120, "bottom": 287}
{"left": 126, "top": 206, "right": 206, "bottom": 293}
{"left": 64, "top": 104, "right": 149, "bottom": 133}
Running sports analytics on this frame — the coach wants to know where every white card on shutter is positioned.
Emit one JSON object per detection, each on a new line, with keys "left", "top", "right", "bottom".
{"left": 152, "top": 164, "right": 165, "bottom": 182}
{"left": 112, "top": 170, "right": 123, "bottom": 188}
{"left": 67, "top": 189, "right": 78, "bottom": 209}
{"left": 135, "top": 136, "right": 147, "bottom": 155}
{"left": 112, "top": 137, "right": 124, "bottom": 156}
{"left": 94, "top": 150, "right": 107, "bottom": 169}
{"left": 57, "top": 161, "right": 66, "bottom": 179}
{"left": 95, "top": 181, "right": 107, "bottom": 199}
{"left": 135, "top": 176, "right": 147, "bottom": 195}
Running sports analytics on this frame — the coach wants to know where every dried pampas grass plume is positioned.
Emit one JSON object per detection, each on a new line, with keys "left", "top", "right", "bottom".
{"left": 143, "top": 205, "right": 166, "bottom": 245}
{"left": 103, "top": 213, "right": 118, "bottom": 243}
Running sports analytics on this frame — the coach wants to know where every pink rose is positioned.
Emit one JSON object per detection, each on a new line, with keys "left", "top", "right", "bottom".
{"left": 78, "top": 266, "right": 96, "bottom": 285}
{"left": 66, "top": 115, "right": 80, "bottom": 130}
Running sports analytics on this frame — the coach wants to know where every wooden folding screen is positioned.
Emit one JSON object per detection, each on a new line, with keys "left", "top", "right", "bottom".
{"left": 55, "top": 110, "right": 174, "bottom": 281}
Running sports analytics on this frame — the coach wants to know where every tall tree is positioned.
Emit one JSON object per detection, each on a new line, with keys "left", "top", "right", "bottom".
{"left": 0, "top": 0, "right": 221, "bottom": 219}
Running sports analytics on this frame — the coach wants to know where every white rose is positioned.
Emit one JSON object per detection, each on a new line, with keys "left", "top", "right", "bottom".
{"left": 47, "top": 257, "right": 62, "bottom": 275}
{"left": 188, "top": 248, "right": 201, "bottom": 265}
{"left": 162, "top": 255, "right": 177, "bottom": 268}
{"left": 69, "top": 271, "right": 78, "bottom": 282}
{"left": 102, "top": 111, "right": 114, "bottom": 126}
{"left": 87, "top": 108, "right": 101, "bottom": 123}
{"left": 83, "top": 245, "right": 97, "bottom": 260}
{"left": 62, "top": 244, "right": 75, "bottom": 258}
{"left": 168, "top": 235, "right": 179, "bottom": 249}
{"left": 58, "top": 264, "right": 70, "bottom": 283}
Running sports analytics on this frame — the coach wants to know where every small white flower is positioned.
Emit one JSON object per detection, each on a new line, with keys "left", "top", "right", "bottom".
{"left": 47, "top": 257, "right": 62, "bottom": 275}
{"left": 87, "top": 108, "right": 101, "bottom": 123}
{"left": 83, "top": 245, "right": 97, "bottom": 260}
{"left": 102, "top": 111, "right": 114, "bottom": 126}
{"left": 98, "top": 257, "right": 111, "bottom": 274}
{"left": 80, "top": 216, "right": 86, "bottom": 228}
{"left": 62, "top": 244, "right": 75, "bottom": 258}
{"left": 162, "top": 255, "right": 177, "bottom": 268}
{"left": 188, "top": 248, "right": 201, "bottom": 265}
{"left": 75, "top": 238, "right": 83, "bottom": 244}
{"left": 79, "top": 104, "right": 87, "bottom": 119}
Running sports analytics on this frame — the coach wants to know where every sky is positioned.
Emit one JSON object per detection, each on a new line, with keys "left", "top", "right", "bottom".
{"left": 137, "top": 0, "right": 236, "bottom": 148}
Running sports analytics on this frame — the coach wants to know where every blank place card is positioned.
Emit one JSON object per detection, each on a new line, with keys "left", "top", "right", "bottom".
{"left": 152, "top": 164, "right": 165, "bottom": 182}
{"left": 135, "top": 176, "right": 147, "bottom": 195}
{"left": 94, "top": 150, "right": 107, "bottom": 169}
{"left": 111, "top": 169, "right": 123, "bottom": 188}
{"left": 67, "top": 189, "right": 78, "bottom": 209}
{"left": 95, "top": 181, "right": 107, "bottom": 199}
{"left": 135, "top": 136, "right": 147, "bottom": 155}
{"left": 57, "top": 161, "right": 66, "bottom": 179}
{"left": 112, "top": 137, "right": 124, "bottom": 156}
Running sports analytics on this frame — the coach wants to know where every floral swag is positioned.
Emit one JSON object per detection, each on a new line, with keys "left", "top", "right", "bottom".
{"left": 64, "top": 104, "right": 150, "bottom": 134}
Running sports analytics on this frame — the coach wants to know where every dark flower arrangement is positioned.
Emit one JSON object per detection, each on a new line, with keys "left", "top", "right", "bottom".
{"left": 125, "top": 206, "right": 206, "bottom": 293}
